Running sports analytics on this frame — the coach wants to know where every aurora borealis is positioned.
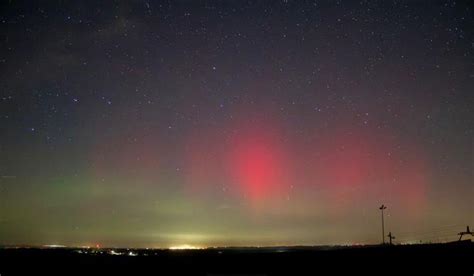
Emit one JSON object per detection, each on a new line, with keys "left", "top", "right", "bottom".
{"left": 0, "top": 1, "right": 472, "bottom": 248}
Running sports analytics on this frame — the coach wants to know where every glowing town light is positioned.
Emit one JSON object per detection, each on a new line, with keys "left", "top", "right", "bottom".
{"left": 43, "top": 244, "right": 66, "bottom": 248}
{"left": 109, "top": 250, "right": 123, "bottom": 255}
{"left": 169, "top": 244, "right": 203, "bottom": 250}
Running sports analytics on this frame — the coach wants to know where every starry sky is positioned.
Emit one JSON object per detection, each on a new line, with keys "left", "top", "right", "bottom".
{"left": 0, "top": 0, "right": 473, "bottom": 248}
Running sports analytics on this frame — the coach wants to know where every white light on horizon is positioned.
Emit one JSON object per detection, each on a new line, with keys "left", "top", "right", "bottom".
{"left": 169, "top": 244, "right": 203, "bottom": 250}
{"left": 43, "top": 244, "right": 66, "bottom": 248}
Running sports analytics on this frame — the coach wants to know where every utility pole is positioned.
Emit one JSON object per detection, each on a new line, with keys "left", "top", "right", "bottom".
{"left": 458, "top": 226, "right": 473, "bottom": 241}
{"left": 379, "top": 205, "right": 387, "bottom": 244}
{"left": 387, "top": 232, "right": 395, "bottom": 245}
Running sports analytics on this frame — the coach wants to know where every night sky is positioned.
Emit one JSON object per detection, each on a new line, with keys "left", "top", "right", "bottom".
{"left": 0, "top": 1, "right": 472, "bottom": 248}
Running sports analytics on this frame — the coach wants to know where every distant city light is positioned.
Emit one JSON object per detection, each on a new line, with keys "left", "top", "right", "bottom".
{"left": 169, "top": 245, "right": 203, "bottom": 250}
{"left": 109, "top": 250, "right": 123, "bottom": 255}
{"left": 43, "top": 244, "right": 66, "bottom": 248}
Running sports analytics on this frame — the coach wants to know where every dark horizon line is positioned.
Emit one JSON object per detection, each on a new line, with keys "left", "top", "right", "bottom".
{"left": 1, "top": 240, "right": 470, "bottom": 250}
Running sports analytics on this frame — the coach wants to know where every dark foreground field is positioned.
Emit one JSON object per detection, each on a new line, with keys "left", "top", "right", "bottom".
{"left": 1, "top": 241, "right": 473, "bottom": 275}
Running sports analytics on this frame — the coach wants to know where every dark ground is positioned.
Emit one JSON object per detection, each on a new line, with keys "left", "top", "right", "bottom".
{"left": 0, "top": 241, "right": 472, "bottom": 275}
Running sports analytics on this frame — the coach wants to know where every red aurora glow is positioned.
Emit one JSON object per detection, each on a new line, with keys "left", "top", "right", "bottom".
{"left": 227, "top": 125, "right": 289, "bottom": 203}
{"left": 184, "top": 116, "right": 430, "bottom": 215}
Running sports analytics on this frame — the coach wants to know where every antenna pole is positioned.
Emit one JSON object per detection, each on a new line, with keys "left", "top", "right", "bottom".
{"left": 379, "top": 205, "right": 387, "bottom": 244}
{"left": 388, "top": 232, "right": 395, "bottom": 245}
